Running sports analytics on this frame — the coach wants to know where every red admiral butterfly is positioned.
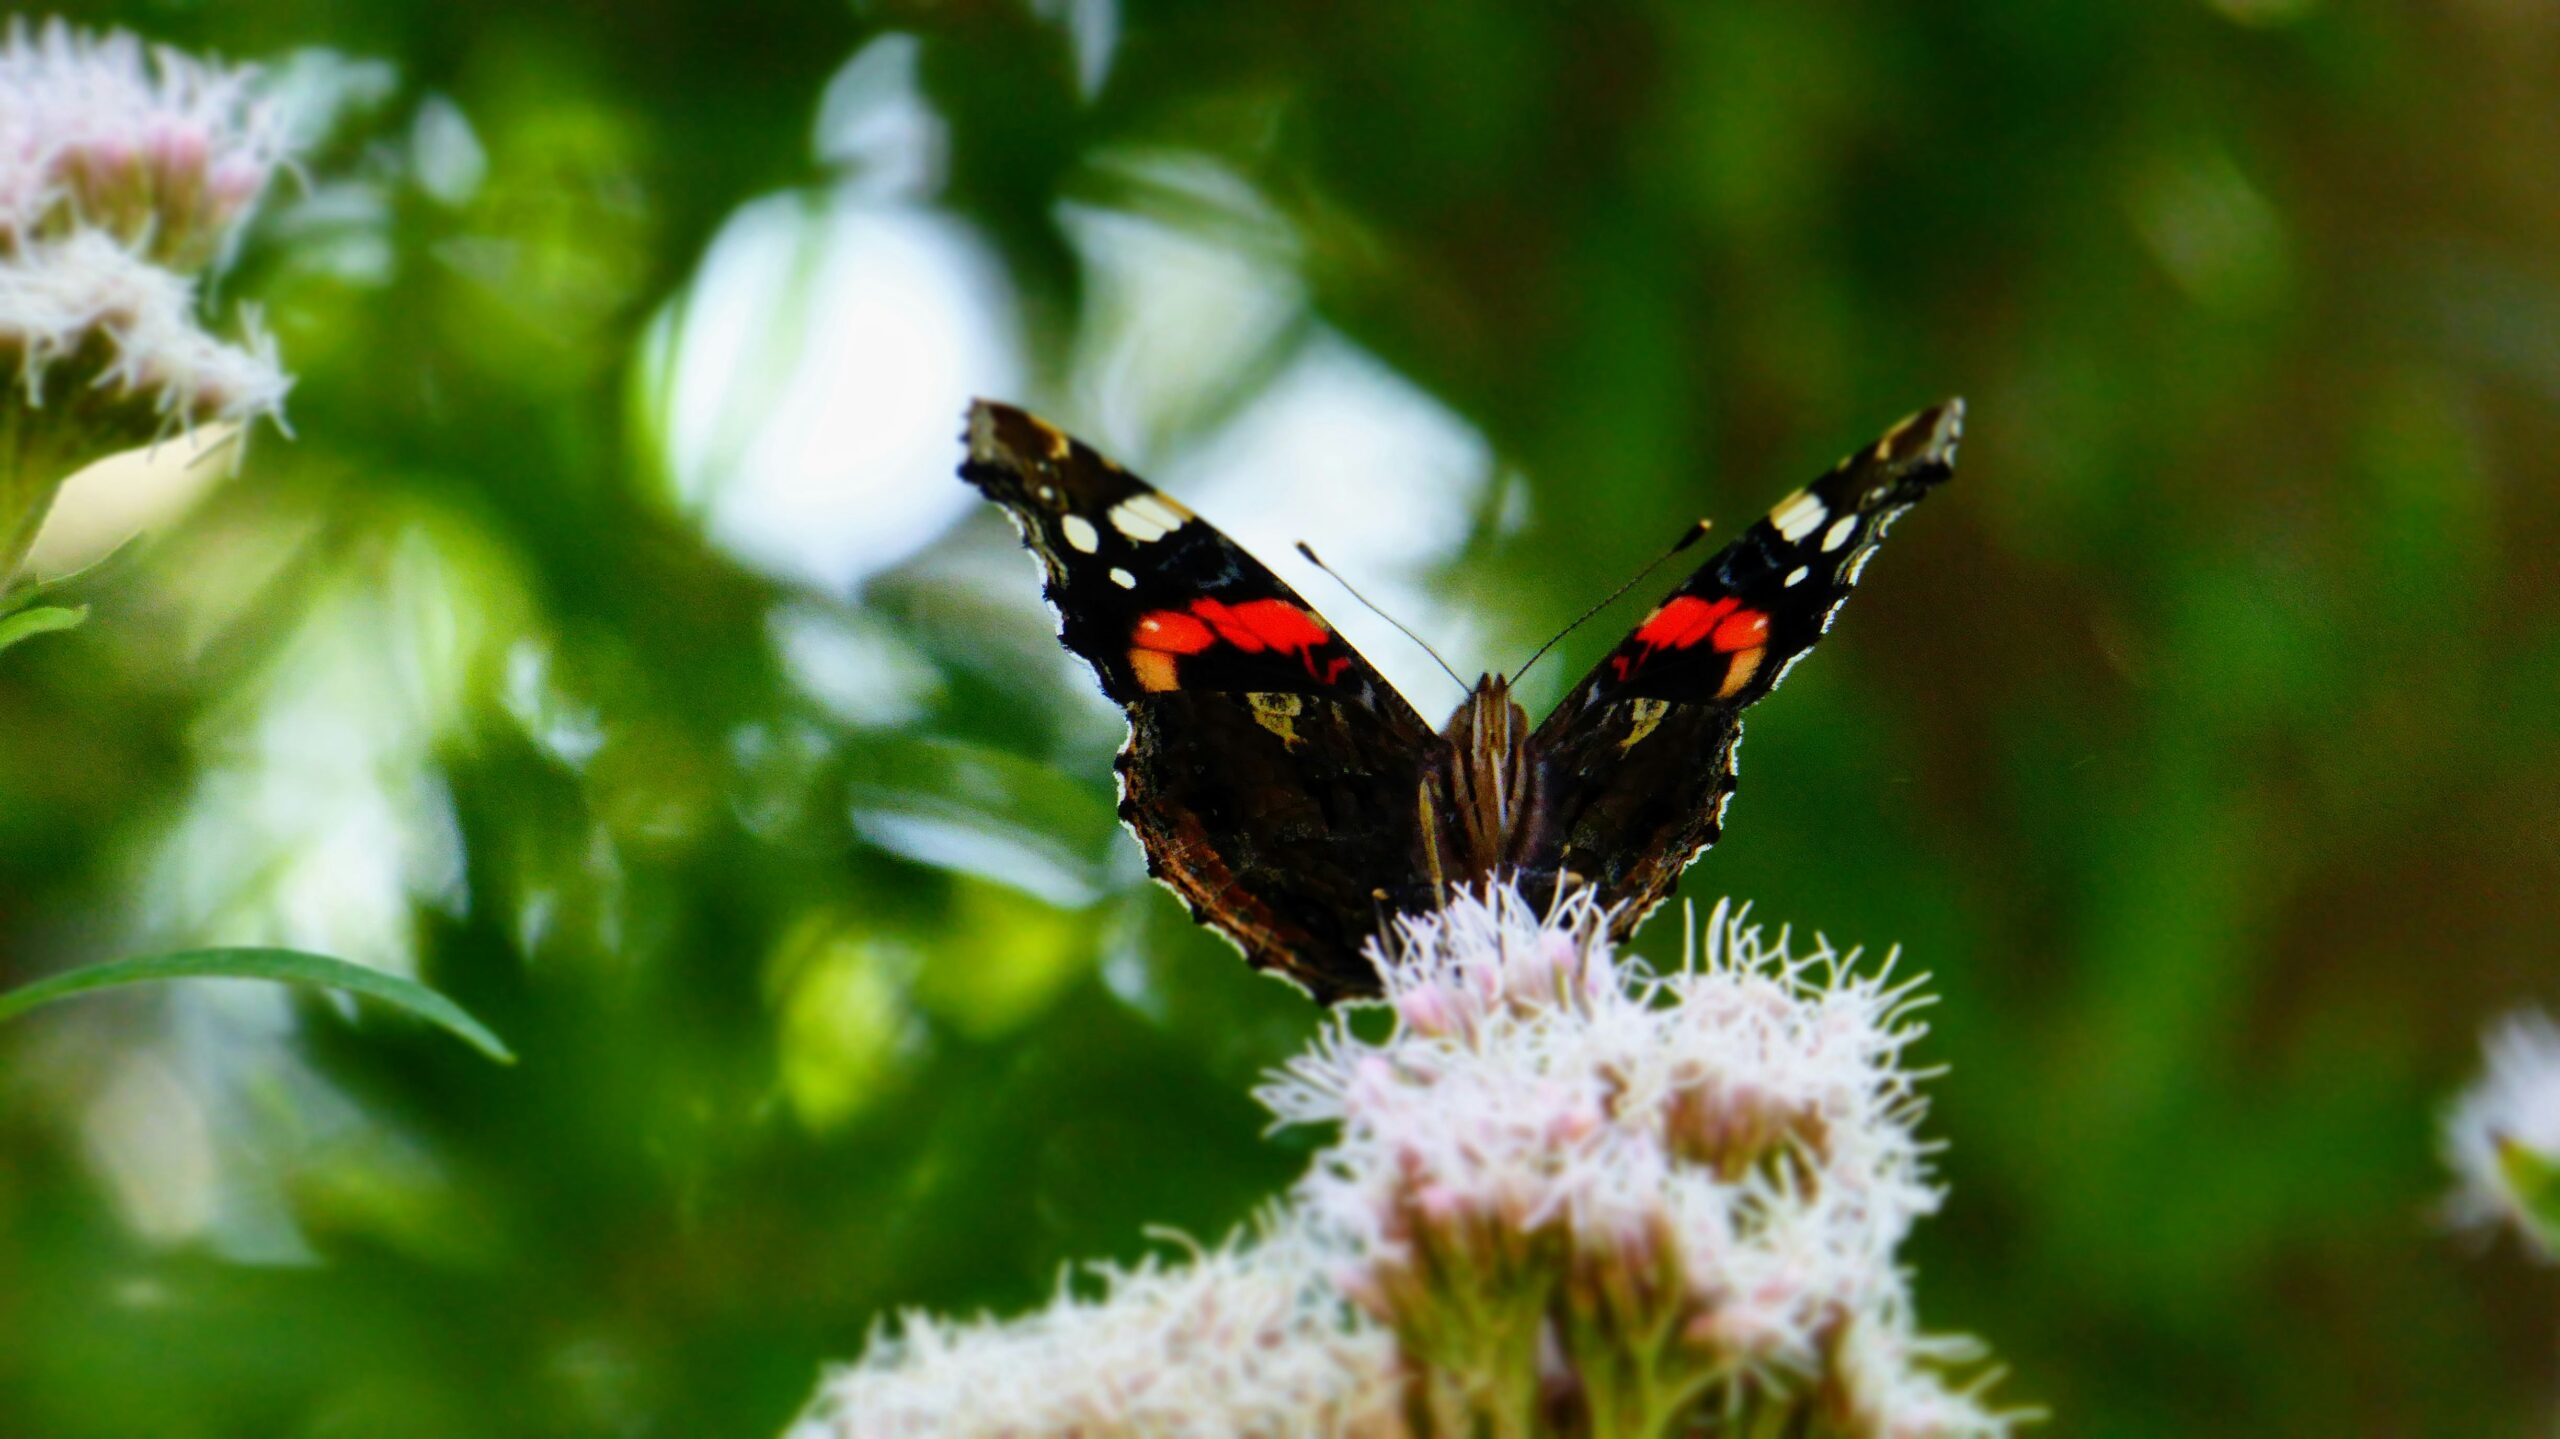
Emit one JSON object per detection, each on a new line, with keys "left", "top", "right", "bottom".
{"left": 961, "top": 398, "right": 1962, "bottom": 1002}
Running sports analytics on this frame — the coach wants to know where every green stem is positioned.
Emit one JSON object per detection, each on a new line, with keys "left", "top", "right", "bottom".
{"left": 1402, "top": 1231, "right": 1559, "bottom": 1439}
{"left": 0, "top": 398, "right": 88, "bottom": 592}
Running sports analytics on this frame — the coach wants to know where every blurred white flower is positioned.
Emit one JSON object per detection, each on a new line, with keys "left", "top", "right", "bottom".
{"left": 0, "top": 17, "right": 286, "bottom": 268}
{"left": 2444, "top": 1007, "right": 2560, "bottom": 1258}
{"left": 0, "top": 18, "right": 296, "bottom": 589}
{"left": 0, "top": 229, "right": 287, "bottom": 425}
{"left": 789, "top": 1225, "right": 1403, "bottom": 1439}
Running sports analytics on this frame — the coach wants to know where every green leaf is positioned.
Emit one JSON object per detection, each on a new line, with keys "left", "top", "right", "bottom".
{"left": 0, "top": 948, "right": 516, "bottom": 1064}
{"left": 0, "top": 603, "right": 87, "bottom": 652}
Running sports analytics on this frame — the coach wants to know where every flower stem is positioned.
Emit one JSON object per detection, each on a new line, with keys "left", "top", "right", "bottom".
{"left": 0, "top": 398, "right": 83, "bottom": 592}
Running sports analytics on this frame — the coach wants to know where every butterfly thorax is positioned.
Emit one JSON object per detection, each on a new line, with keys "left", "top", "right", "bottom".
{"left": 1418, "top": 674, "right": 1544, "bottom": 889}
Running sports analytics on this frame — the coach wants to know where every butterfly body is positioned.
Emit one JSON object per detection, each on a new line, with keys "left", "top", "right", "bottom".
{"left": 961, "top": 398, "right": 1962, "bottom": 1002}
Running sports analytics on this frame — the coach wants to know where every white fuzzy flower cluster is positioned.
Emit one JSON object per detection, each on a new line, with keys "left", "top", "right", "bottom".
{"left": 0, "top": 18, "right": 293, "bottom": 585}
{"left": 791, "top": 885, "right": 2025, "bottom": 1438}
{"left": 2443, "top": 1008, "right": 2560, "bottom": 1259}
{"left": 788, "top": 1226, "right": 1404, "bottom": 1439}
{"left": 0, "top": 18, "right": 285, "bottom": 267}
{"left": 0, "top": 228, "right": 285, "bottom": 428}
{"left": 1264, "top": 887, "right": 2014, "bottom": 1436}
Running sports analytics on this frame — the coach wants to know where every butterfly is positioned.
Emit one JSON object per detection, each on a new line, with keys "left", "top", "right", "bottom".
{"left": 960, "top": 398, "right": 1961, "bottom": 1002}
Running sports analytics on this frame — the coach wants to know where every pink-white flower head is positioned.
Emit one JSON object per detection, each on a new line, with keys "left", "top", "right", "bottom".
{"left": 0, "top": 228, "right": 288, "bottom": 437}
{"left": 0, "top": 21, "right": 293, "bottom": 513}
{"left": 1262, "top": 883, "right": 2011, "bottom": 1430}
{"left": 0, "top": 18, "right": 285, "bottom": 271}
{"left": 2444, "top": 1007, "right": 2560, "bottom": 1257}
{"left": 788, "top": 1225, "right": 1400, "bottom": 1439}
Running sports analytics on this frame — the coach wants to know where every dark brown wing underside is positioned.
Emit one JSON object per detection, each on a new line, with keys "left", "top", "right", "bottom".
{"left": 1117, "top": 690, "right": 1432, "bottom": 1002}
{"left": 1522, "top": 700, "right": 1744, "bottom": 936}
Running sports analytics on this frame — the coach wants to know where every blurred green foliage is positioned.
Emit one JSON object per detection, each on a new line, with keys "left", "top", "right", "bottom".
{"left": 5, "top": 2, "right": 2558, "bottom": 1435}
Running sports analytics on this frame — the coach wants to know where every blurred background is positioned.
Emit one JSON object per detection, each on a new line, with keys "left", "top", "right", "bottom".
{"left": 2, "top": 1, "right": 2556, "bottom": 1434}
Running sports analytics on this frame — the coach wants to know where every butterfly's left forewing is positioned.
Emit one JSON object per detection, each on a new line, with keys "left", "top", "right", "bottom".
{"left": 960, "top": 401, "right": 1434, "bottom": 1000}
{"left": 1523, "top": 401, "right": 1963, "bottom": 930}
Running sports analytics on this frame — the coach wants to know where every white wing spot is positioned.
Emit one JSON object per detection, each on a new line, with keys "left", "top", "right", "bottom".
{"left": 1109, "top": 567, "right": 1137, "bottom": 589}
{"left": 1110, "top": 493, "right": 1190, "bottom": 543}
{"left": 1785, "top": 565, "right": 1810, "bottom": 587}
{"left": 1060, "top": 514, "right": 1101, "bottom": 553}
{"left": 1821, "top": 514, "right": 1858, "bottom": 552}
{"left": 1770, "top": 489, "right": 1827, "bottom": 543}
{"left": 1036, "top": 485, "right": 1059, "bottom": 505}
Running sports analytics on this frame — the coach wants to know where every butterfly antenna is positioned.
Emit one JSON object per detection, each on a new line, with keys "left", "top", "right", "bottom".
{"left": 1509, "top": 519, "right": 1714, "bottom": 684}
{"left": 1294, "top": 542, "right": 1470, "bottom": 693}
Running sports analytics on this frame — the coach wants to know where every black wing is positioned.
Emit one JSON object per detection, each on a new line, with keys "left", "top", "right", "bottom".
{"left": 960, "top": 400, "right": 1435, "bottom": 1000}
{"left": 1521, "top": 400, "right": 1963, "bottom": 931}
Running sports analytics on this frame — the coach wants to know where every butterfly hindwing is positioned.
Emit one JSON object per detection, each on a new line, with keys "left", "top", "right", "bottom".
{"left": 1523, "top": 400, "right": 1964, "bottom": 929}
{"left": 961, "top": 400, "right": 1435, "bottom": 1000}
{"left": 1115, "top": 690, "right": 1435, "bottom": 1002}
